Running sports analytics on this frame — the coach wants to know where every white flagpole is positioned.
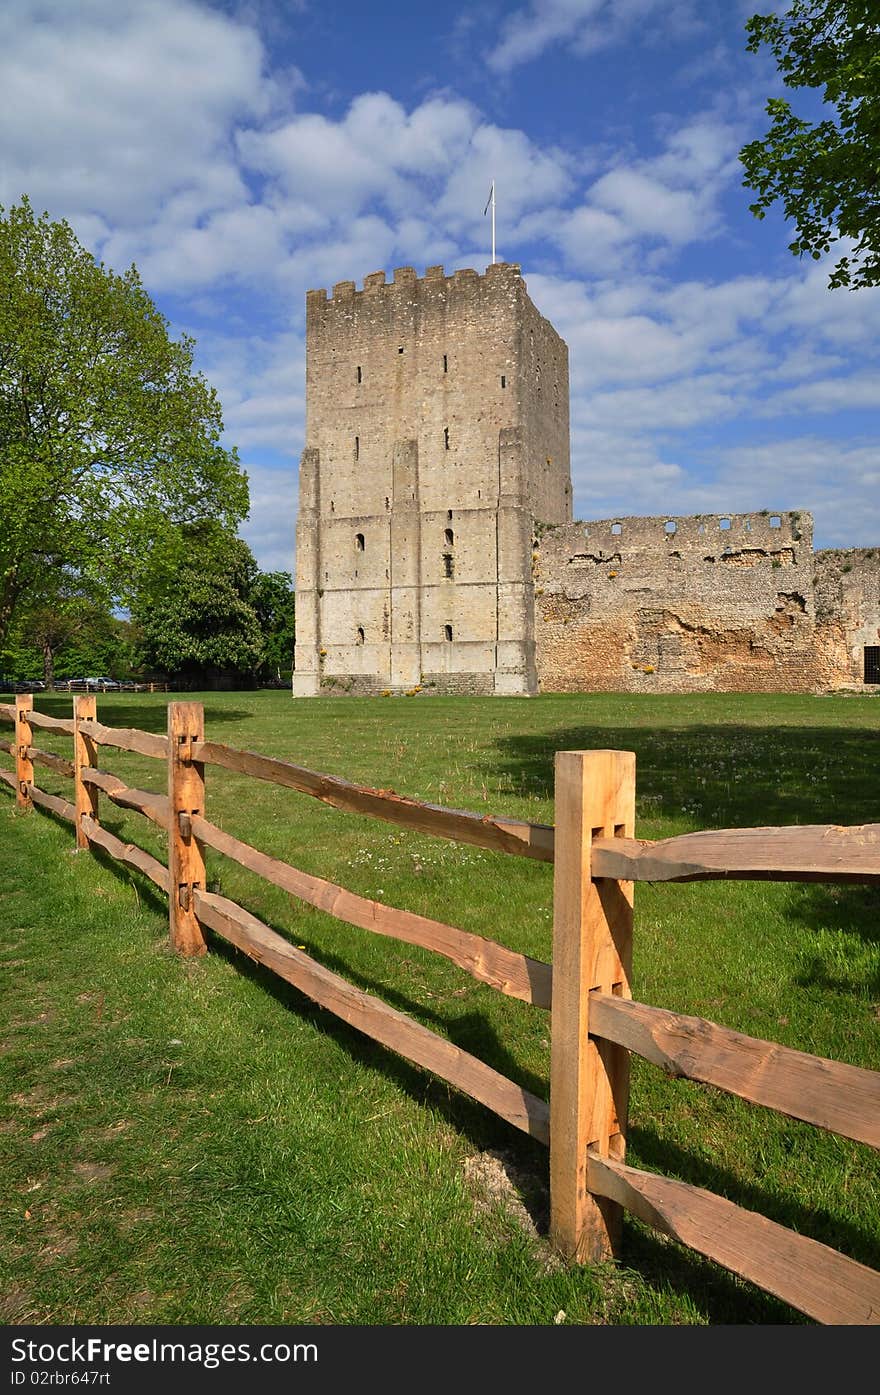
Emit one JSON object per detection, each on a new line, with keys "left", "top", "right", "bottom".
{"left": 484, "top": 181, "right": 496, "bottom": 265}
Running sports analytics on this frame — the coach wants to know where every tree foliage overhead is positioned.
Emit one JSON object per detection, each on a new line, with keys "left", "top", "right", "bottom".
{"left": 0, "top": 197, "right": 249, "bottom": 646}
{"left": 740, "top": 1, "right": 880, "bottom": 289}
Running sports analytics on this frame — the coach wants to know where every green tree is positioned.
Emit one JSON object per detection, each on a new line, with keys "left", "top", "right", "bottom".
{"left": 740, "top": 2, "right": 880, "bottom": 289}
{"left": 0, "top": 197, "right": 248, "bottom": 648}
{"left": 250, "top": 570, "right": 295, "bottom": 684}
{"left": 1, "top": 569, "right": 131, "bottom": 687}
{"left": 133, "top": 527, "right": 264, "bottom": 683}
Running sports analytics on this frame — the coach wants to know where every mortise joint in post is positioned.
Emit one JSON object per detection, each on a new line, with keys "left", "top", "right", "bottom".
{"left": 178, "top": 811, "right": 192, "bottom": 840}
{"left": 179, "top": 884, "right": 191, "bottom": 911}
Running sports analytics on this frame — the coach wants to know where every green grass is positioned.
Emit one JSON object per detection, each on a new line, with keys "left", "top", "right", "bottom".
{"left": 0, "top": 690, "right": 878, "bottom": 1325}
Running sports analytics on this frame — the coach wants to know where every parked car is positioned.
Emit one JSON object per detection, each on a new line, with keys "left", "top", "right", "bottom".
{"left": 83, "top": 676, "right": 121, "bottom": 690}
{"left": 12, "top": 679, "right": 46, "bottom": 692}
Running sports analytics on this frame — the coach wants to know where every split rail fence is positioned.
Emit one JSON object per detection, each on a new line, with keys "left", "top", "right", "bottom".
{"left": 1, "top": 694, "right": 879, "bottom": 1325}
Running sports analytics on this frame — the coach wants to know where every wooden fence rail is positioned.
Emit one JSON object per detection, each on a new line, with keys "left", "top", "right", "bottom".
{"left": 1, "top": 694, "right": 878, "bottom": 1326}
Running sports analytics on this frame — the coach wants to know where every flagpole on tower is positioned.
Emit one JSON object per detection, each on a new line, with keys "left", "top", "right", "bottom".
{"left": 484, "top": 181, "right": 496, "bottom": 265}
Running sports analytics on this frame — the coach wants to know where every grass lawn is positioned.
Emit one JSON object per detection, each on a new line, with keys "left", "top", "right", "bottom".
{"left": 0, "top": 689, "right": 877, "bottom": 1325}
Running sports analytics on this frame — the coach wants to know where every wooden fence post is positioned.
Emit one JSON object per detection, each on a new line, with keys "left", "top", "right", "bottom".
{"left": 167, "top": 701, "right": 206, "bottom": 956}
{"left": 550, "top": 749, "right": 636, "bottom": 1263}
{"left": 15, "top": 694, "right": 33, "bottom": 810}
{"left": 73, "top": 694, "right": 99, "bottom": 850}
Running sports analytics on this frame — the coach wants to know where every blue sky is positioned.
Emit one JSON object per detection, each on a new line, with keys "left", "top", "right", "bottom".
{"left": 3, "top": 0, "right": 878, "bottom": 571}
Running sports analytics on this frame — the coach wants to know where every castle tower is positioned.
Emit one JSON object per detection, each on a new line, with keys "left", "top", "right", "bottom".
{"left": 293, "top": 262, "right": 571, "bottom": 697}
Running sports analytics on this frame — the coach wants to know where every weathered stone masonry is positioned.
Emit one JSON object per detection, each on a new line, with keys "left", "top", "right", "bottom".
{"left": 533, "top": 512, "right": 880, "bottom": 693}
{"left": 294, "top": 263, "right": 880, "bottom": 696}
{"left": 293, "top": 262, "right": 571, "bottom": 697}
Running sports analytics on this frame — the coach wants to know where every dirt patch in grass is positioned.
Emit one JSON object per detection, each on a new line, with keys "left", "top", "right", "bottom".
{"left": 463, "top": 1149, "right": 549, "bottom": 1238}
{"left": 89, "top": 1120, "right": 132, "bottom": 1142}
{"left": 12, "top": 1088, "right": 73, "bottom": 1114}
{"left": 117, "top": 1207, "right": 156, "bottom": 1231}
{"left": 11, "top": 1010, "right": 57, "bottom": 1029}
{"left": 0, "top": 1286, "right": 42, "bottom": 1322}
{"left": 37, "top": 1230, "right": 77, "bottom": 1264}
{"left": 72, "top": 1161, "right": 116, "bottom": 1182}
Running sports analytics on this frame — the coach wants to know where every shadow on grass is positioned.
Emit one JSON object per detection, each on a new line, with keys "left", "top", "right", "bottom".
{"left": 495, "top": 719, "right": 880, "bottom": 972}
{"left": 286, "top": 933, "right": 549, "bottom": 1101}
{"left": 615, "top": 1220, "right": 802, "bottom": 1324}
{"left": 626, "top": 1122, "right": 880, "bottom": 1272}
{"left": 207, "top": 926, "right": 552, "bottom": 1166}
{"left": 32, "top": 694, "right": 253, "bottom": 734}
{"left": 785, "top": 882, "right": 880, "bottom": 996}
{"left": 491, "top": 721, "right": 879, "bottom": 827}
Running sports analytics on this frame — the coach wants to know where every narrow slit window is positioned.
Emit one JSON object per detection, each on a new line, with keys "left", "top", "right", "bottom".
{"left": 444, "top": 624, "right": 453, "bottom": 642}
{"left": 356, "top": 366, "right": 362, "bottom": 384}
{"left": 443, "top": 553, "right": 454, "bottom": 578}
{"left": 443, "top": 354, "right": 448, "bottom": 373}
{"left": 500, "top": 375, "right": 506, "bottom": 388}
{"left": 447, "top": 508, "right": 453, "bottom": 520}
{"left": 444, "top": 427, "right": 450, "bottom": 451}
{"left": 398, "top": 346, "right": 404, "bottom": 354}
{"left": 444, "top": 527, "right": 454, "bottom": 546}
{"left": 356, "top": 626, "right": 365, "bottom": 645}
{"left": 354, "top": 436, "right": 359, "bottom": 460}
{"left": 355, "top": 533, "right": 365, "bottom": 552}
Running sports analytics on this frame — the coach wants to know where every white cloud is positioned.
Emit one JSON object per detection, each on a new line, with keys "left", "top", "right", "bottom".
{"left": 239, "top": 462, "right": 297, "bottom": 574}
{"left": 0, "top": 0, "right": 269, "bottom": 226}
{"left": 759, "top": 373, "right": 880, "bottom": 418}
{"left": 590, "top": 168, "right": 709, "bottom": 243}
{"left": 569, "top": 433, "right": 880, "bottom": 548}
{"left": 487, "top": 0, "right": 702, "bottom": 74}
{"left": 2, "top": 0, "right": 877, "bottom": 566}
{"left": 544, "top": 112, "right": 745, "bottom": 281}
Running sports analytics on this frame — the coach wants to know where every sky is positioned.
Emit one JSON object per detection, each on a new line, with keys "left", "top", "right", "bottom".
{"left": 2, "top": 0, "right": 878, "bottom": 572}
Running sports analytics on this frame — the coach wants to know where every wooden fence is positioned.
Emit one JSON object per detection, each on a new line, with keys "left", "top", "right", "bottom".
{"left": 1, "top": 694, "right": 878, "bottom": 1325}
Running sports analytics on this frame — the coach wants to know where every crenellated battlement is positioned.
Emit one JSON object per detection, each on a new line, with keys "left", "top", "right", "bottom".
{"left": 305, "top": 260, "right": 524, "bottom": 314}
{"left": 569, "top": 510, "right": 811, "bottom": 552}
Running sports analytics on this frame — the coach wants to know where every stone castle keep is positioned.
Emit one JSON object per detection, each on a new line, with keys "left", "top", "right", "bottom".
{"left": 294, "top": 263, "right": 880, "bottom": 696}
